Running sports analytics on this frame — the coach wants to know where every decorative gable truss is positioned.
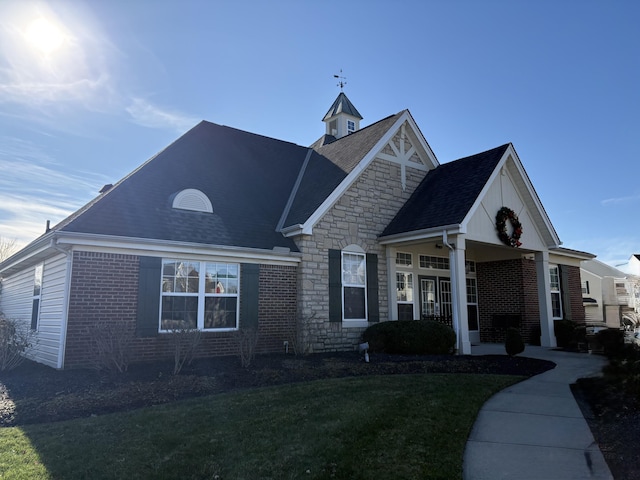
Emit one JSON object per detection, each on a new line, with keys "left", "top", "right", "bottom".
{"left": 376, "top": 121, "right": 434, "bottom": 190}
{"left": 289, "top": 111, "right": 439, "bottom": 236}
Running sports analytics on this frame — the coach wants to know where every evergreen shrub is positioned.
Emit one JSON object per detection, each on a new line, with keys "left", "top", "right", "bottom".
{"left": 362, "top": 320, "right": 456, "bottom": 355}
{"left": 505, "top": 327, "right": 525, "bottom": 357}
{"left": 554, "top": 319, "right": 577, "bottom": 348}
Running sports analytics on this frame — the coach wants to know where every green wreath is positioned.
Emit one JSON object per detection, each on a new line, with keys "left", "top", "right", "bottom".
{"left": 496, "top": 207, "right": 523, "bottom": 248}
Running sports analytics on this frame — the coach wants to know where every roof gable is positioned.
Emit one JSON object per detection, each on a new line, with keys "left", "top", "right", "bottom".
{"left": 282, "top": 110, "right": 438, "bottom": 233}
{"left": 381, "top": 143, "right": 562, "bottom": 250}
{"left": 382, "top": 144, "right": 508, "bottom": 237}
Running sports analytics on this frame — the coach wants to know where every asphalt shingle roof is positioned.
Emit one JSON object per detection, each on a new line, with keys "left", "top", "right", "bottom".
{"left": 283, "top": 112, "right": 403, "bottom": 227}
{"left": 381, "top": 144, "right": 509, "bottom": 237}
{"left": 57, "top": 121, "right": 309, "bottom": 252}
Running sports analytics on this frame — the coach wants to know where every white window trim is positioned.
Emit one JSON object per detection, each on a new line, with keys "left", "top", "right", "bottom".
{"left": 395, "top": 251, "right": 413, "bottom": 267}
{"left": 31, "top": 263, "right": 43, "bottom": 331}
{"left": 549, "top": 265, "right": 563, "bottom": 319}
{"left": 159, "top": 259, "right": 239, "bottom": 332}
{"left": 341, "top": 248, "right": 367, "bottom": 322}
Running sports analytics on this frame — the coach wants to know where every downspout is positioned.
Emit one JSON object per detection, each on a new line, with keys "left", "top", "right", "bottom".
{"left": 51, "top": 238, "right": 72, "bottom": 369}
{"left": 442, "top": 231, "right": 461, "bottom": 354}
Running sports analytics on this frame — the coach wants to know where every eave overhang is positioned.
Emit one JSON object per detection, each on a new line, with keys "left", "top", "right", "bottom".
{"left": 0, "top": 232, "right": 302, "bottom": 277}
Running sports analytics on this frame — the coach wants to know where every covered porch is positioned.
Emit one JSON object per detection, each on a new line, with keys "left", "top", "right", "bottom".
{"left": 381, "top": 232, "right": 559, "bottom": 355}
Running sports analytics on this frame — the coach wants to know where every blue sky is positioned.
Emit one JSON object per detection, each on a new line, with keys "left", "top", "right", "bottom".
{"left": 0, "top": 0, "right": 638, "bottom": 268}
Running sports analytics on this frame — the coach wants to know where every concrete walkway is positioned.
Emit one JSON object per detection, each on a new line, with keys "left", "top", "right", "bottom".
{"left": 463, "top": 344, "right": 613, "bottom": 480}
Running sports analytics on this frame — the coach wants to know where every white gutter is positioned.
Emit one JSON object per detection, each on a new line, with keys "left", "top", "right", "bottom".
{"left": 50, "top": 239, "right": 72, "bottom": 370}
{"left": 378, "top": 224, "right": 463, "bottom": 245}
{"left": 54, "top": 232, "right": 302, "bottom": 265}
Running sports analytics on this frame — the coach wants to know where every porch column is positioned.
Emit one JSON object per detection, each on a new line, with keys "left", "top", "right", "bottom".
{"left": 449, "top": 236, "right": 471, "bottom": 354}
{"left": 535, "top": 251, "right": 556, "bottom": 347}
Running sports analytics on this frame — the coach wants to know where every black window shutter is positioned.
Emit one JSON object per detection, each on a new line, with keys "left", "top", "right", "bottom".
{"left": 366, "top": 253, "right": 379, "bottom": 322}
{"left": 136, "top": 256, "right": 162, "bottom": 337}
{"left": 559, "top": 264, "right": 571, "bottom": 320}
{"left": 328, "top": 249, "right": 342, "bottom": 322}
{"left": 240, "top": 263, "right": 260, "bottom": 329}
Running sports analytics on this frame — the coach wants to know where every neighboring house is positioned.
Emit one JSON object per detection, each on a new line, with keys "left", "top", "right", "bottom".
{"left": 0, "top": 92, "right": 593, "bottom": 369}
{"left": 627, "top": 254, "right": 640, "bottom": 277}
{"left": 580, "top": 259, "right": 634, "bottom": 328}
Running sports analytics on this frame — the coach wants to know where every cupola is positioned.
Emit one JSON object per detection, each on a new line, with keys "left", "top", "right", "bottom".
{"left": 322, "top": 92, "right": 363, "bottom": 139}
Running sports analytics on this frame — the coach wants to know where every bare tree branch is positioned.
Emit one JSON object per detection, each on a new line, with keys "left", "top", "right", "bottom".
{"left": 0, "top": 237, "right": 18, "bottom": 263}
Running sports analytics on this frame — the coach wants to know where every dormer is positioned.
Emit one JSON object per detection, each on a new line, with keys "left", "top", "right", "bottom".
{"left": 322, "top": 92, "right": 363, "bottom": 139}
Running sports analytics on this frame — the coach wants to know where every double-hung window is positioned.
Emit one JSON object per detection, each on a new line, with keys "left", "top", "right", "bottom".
{"left": 31, "top": 263, "right": 43, "bottom": 330}
{"left": 161, "top": 260, "right": 239, "bottom": 331}
{"left": 549, "top": 266, "right": 562, "bottom": 319}
{"left": 342, "top": 252, "right": 367, "bottom": 320}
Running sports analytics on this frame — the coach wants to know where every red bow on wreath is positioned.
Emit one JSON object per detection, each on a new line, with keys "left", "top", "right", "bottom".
{"left": 496, "top": 207, "right": 523, "bottom": 248}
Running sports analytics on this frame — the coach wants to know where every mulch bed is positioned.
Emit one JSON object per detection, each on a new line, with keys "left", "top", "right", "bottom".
{"left": 572, "top": 376, "right": 640, "bottom": 480}
{"left": 2, "top": 350, "right": 636, "bottom": 479}
{"left": 0, "top": 352, "right": 554, "bottom": 427}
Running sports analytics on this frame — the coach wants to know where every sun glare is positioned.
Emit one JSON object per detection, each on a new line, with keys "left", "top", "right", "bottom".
{"left": 26, "top": 17, "right": 65, "bottom": 54}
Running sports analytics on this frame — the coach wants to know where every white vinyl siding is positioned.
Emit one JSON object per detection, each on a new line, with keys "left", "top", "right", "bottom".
{"left": 0, "top": 254, "right": 68, "bottom": 368}
{"left": 37, "top": 254, "right": 69, "bottom": 368}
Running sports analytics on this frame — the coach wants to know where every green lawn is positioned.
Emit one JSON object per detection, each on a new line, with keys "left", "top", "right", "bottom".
{"left": 0, "top": 373, "right": 520, "bottom": 480}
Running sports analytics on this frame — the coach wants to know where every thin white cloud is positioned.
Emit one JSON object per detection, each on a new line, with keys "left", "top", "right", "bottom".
{"left": 601, "top": 193, "right": 640, "bottom": 207}
{"left": 0, "top": 136, "right": 109, "bottom": 248}
{"left": 126, "top": 97, "right": 199, "bottom": 133}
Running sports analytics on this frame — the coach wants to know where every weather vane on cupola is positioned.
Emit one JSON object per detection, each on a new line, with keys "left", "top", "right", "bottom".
{"left": 334, "top": 69, "right": 347, "bottom": 91}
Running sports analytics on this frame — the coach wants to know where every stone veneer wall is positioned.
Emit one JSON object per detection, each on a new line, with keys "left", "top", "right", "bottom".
{"left": 293, "top": 157, "right": 426, "bottom": 353}
{"left": 65, "top": 251, "right": 297, "bottom": 368}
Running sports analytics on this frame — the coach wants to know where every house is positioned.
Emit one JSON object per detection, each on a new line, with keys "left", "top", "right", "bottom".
{"left": 580, "top": 259, "right": 635, "bottom": 328}
{"left": 0, "top": 92, "right": 594, "bottom": 369}
{"left": 627, "top": 254, "right": 640, "bottom": 277}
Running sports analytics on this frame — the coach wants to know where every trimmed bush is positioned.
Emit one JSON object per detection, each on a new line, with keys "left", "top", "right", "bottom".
{"left": 554, "top": 319, "right": 577, "bottom": 348}
{"left": 505, "top": 327, "right": 525, "bottom": 357}
{"left": 362, "top": 320, "right": 456, "bottom": 355}
{"left": 596, "top": 328, "right": 625, "bottom": 358}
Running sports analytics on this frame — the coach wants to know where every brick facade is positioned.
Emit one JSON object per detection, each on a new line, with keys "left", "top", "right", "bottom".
{"left": 65, "top": 251, "right": 297, "bottom": 368}
{"left": 293, "top": 155, "right": 427, "bottom": 353}
{"left": 476, "top": 258, "right": 584, "bottom": 344}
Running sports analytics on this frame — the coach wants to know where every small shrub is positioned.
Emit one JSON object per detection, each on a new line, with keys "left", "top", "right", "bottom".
{"left": 554, "top": 319, "right": 577, "bottom": 348}
{"left": 596, "top": 328, "right": 626, "bottom": 358}
{"left": 362, "top": 320, "right": 456, "bottom": 355}
{"left": 86, "top": 320, "right": 133, "bottom": 373}
{"left": 168, "top": 325, "right": 202, "bottom": 375}
{"left": 0, "top": 316, "right": 36, "bottom": 371}
{"left": 235, "top": 328, "right": 259, "bottom": 368}
{"left": 505, "top": 327, "right": 525, "bottom": 357}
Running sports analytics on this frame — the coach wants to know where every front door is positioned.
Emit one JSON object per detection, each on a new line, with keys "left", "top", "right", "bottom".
{"left": 420, "top": 276, "right": 481, "bottom": 344}
{"left": 419, "top": 276, "right": 437, "bottom": 318}
{"left": 439, "top": 279, "right": 452, "bottom": 321}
